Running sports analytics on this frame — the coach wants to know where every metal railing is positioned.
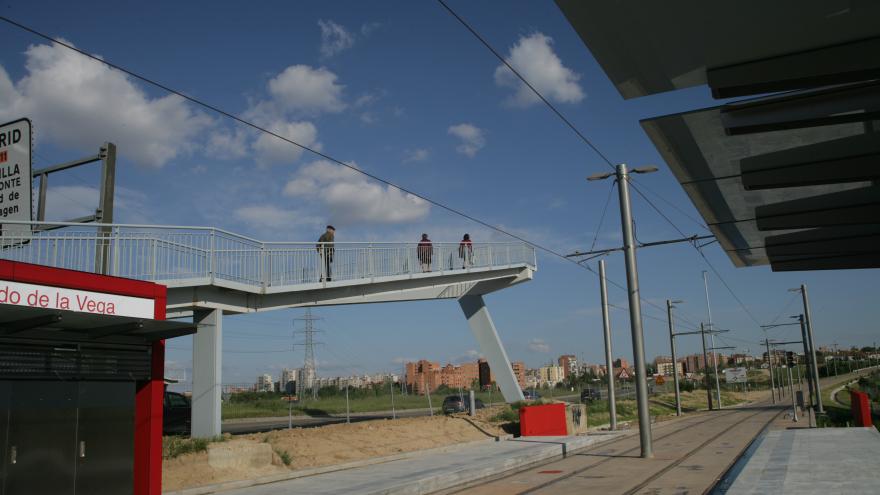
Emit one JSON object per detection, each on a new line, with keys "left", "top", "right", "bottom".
{"left": 0, "top": 221, "right": 537, "bottom": 291}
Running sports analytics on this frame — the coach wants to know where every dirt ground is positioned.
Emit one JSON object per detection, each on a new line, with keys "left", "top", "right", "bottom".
{"left": 163, "top": 414, "right": 506, "bottom": 492}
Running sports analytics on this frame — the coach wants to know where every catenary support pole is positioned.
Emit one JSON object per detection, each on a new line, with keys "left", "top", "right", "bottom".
{"left": 615, "top": 164, "right": 653, "bottom": 458}
{"left": 701, "top": 323, "right": 713, "bottom": 410}
{"left": 800, "top": 284, "right": 823, "bottom": 413}
{"left": 469, "top": 389, "right": 476, "bottom": 417}
{"left": 766, "top": 338, "right": 776, "bottom": 404}
{"left": 788, "top": 365, "right": 798, "bottom": 422}
{"left": 599, "top": 259, "right": 617, "bottom": 430}
{"left": 459, "top": 295, "right": 525, "bottom": 402}
{"left": 390, "top": 379, "right": 397, "bottom": 419}
{"left": 703, "top": 271, "right": 723, "bottom": 409}
{"left": 192, "top": 308, "right": 223, "bottom": 438}
{"left": 667, "top": 300, "right": 682, "bottom": 416}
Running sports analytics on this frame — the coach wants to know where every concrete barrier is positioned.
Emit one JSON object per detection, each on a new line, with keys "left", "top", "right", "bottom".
{"left": 207, "top": 441, "right": 274, "bottom": 470}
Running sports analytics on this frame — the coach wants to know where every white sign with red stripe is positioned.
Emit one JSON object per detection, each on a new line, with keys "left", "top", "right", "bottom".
{"left": 0, "top": 281, "right": 154, "bottom": 318}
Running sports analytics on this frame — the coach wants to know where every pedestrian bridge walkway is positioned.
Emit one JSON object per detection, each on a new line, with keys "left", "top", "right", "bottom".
{"left": 0, "top": 221, "right": 536, "bottom": 437}
{"left": 0, "top": 221, "right": 536, "bottom": 315}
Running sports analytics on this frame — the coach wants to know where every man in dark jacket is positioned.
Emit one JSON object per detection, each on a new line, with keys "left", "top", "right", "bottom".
{"left": 317, "top": 225, "right": 335, "bottom": 281}
{"left": 458, "top": 233, "right": 473, "bottom": 268}
{"left": 417, "top": 233, "right": 432, "bottom": 272}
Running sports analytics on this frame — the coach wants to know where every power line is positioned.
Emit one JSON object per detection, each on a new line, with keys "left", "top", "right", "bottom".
{"left": 435, "top": 1, "right": 764, "bottom": 329}
{"left": 0, "top": 15, "right": 583, "bottom": 271}
{"left": 0, "top": 14, "right": 700, "bottom": 337}
{"left": 588, "top": 180, "right": 616, "bottom": 253}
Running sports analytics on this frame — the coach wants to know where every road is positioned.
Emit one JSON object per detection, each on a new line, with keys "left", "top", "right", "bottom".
{"left": 442, "top": 369, "right": 875, "bottom": 495}
{"left": 223, "top": 395, "right": 581, "bottom": 435}
{"left": 222, "top": 407, "right": 435, "bottom": 434}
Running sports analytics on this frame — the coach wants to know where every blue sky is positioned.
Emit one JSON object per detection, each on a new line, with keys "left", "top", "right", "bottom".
{"left": 1, "top": 1, "right": 877, "bottom": 386}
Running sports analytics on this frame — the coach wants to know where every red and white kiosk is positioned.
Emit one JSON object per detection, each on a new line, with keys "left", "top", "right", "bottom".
{"left": 0, "top": 259, "right": 194, "bottom": 495}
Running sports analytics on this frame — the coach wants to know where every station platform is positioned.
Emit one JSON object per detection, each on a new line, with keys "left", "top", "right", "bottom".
{"left": 721, "top": 427, "right": 880, "bottom": 494}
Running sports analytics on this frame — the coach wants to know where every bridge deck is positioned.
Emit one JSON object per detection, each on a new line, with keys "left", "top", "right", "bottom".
{"left": 0, "top": 222, "right": 536, "bottom": 313}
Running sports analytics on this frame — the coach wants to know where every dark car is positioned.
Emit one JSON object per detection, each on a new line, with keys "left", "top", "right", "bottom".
{"left": 164, "top": 391, "right": 191, "bottom": 435}
{"left": 522, "top": 390, "right": 541, "bottom": 401}
{"left": 580, "top": 388, "right": 601, "bottom": 403}
{"left": 441, "top": 395, "right": 486, "bottom": 414}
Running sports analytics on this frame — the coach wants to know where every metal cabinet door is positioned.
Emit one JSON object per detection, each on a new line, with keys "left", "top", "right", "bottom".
{"left": 5, "top": 381, "right": 78, "bottom": 495}
{"left": 0, "top": 382, "right": 10, "bottom": 495}
{"left": 75, "top": 381, "right": 135, "bottom": 495}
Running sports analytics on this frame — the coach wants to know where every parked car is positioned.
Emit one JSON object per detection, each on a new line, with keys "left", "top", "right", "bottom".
{"left": 580, "top": 388, "right": 601, "bottom": 403}
{"left": 441, "top": 395, "right": 486, "bottom": 414}
{"left": 164, "top": 391, "right": 191, "bottom": 435}
{"left": 522, "top": 390, "right": 541, "bottom": 401}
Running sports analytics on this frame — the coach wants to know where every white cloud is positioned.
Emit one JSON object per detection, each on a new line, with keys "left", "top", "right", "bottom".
{"left": 283, "top": 160, "right": 430, "bottom": 224}
{"left": 361, "top": 22, "right": 382, "bottom": 37}
{"left": 233, "top": 205, "right": 302, "bottom": 230}
{"left": 359, "top": 112, "right": 377, "bottom": 125}
{"left": 205, "top": 128, "right": 249, "bottom": 159}
{"left": 318, "top": 20, "right": 355, "bottom": 58}
{"left": 252, "top": 120, "right": 320, "bottom": 165}
{"left": 0, "top": 40, "right": 212, "bottom": 168}
{"left": 266, "top": 65, "right": 346, "bottom": 115}
{"left": 448, "top": 123, "right": 485, "bottom": 157}
{"left": 494, "top": 33, "right": 584, "bottom": 107}
{"left": 528, "top": 338, "right": 550, "bottom": 353}
{"left": 403, "top": 148, "right": 429, "bottom": 163}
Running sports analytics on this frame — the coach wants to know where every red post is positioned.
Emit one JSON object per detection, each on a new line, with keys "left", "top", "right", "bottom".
{"left": 850, "top": 390, "right": 872, "bottom": 427}
{"left": 134, "top": 340, "right": 165, "bottom": 495}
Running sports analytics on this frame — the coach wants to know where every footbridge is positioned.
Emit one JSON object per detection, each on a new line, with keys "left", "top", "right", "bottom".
{"left": 0, "top": 221, "right": 536, "bottom": 437}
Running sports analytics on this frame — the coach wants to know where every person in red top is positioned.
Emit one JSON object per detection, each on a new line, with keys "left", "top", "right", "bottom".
{"left": 458, "top": 233, "right": 473, "bottom": 268}
{"left": 417, "top": 233, "right": 433, "bottom": 272}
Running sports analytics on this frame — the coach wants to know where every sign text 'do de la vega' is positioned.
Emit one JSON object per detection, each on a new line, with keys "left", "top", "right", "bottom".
{"left": 0, "top": 118, "right": 32, "bottom": 242}
{"left": 0, "top": 280, "right": 154, "bottom": 318}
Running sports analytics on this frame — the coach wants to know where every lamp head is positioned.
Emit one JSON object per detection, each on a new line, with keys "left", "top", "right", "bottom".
{"left": 587, "top": 172, "right": 614, "bottom": 181}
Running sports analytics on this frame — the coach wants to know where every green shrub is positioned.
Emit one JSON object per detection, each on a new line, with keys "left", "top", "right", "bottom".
{"left": 490, "top": 408, "right": 519, "bottom": 423}
{"left": 275, "top": 448, "right": 292, "bottom": 466}
{"left": 163, "top": 437, "right": 209, "bottom": 459}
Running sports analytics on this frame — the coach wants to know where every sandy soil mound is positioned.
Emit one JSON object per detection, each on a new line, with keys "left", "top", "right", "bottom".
{"left": 163, "top": 415, "right": 504, "bottom": 492}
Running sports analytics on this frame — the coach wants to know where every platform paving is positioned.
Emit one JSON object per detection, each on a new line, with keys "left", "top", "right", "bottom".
{"left": 206, "top": 432, "right": 624, "bottom": 495}
{"left": 721, "top": 427, "right": 880, "bottom": 494}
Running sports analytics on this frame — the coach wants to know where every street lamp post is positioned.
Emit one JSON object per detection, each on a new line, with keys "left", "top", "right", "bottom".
{"left": 588, "top": 163, "right": 657, "bottom": 458}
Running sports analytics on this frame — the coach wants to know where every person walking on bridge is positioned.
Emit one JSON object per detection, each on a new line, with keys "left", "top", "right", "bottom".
{"left": 317, "top": 225, "right": 335, "bottom": 281}
{"left": 458, "top": 233, "right": 473, "bottom": 268}
{"left": 417, "top": 233, "right": 433, "bottom": 272}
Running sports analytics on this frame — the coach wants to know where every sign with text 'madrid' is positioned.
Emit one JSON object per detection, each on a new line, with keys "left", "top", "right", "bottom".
{"left": 0, "top": 118, "right": 32, "bottom": 244}
{"left": 0, "top": 280, "right": 154, "bottom": 319}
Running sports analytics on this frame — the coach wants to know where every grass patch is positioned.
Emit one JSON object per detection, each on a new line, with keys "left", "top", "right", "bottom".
{"left": 162, "top": 435, "right": 226, "bottom": 460}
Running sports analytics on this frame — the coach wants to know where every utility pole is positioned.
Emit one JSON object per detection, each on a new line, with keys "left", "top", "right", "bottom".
{"left": 765, "top": 337, "right": 776, "bottom": 404}
{"left": 294, "top": 308, "right": 323, "bottom": 400}
{"left": 588, "top": 163, "right": 658, "bottom": 458}
{"left": 599, "top": 259, "right": 617, "bottom": 430}
{"left": 667, "top": 300, "right": 683, "bottom": 416}
{"left": 614, "top": 164, "right": 653, "bottom": 458}
{"left": 787, "top": 364, "right": 798, "bottom": 422}
{"left": 703, "top": 271, "right": 722, "bottom": 410}
{"left": 793, "top": 284, "right": 823, "bottom": 413}
{"left": 798, "top": 315, "right": 815, "bottom": 417}
{"left": 701, "top": 323, "right": 713, "bottom": 410}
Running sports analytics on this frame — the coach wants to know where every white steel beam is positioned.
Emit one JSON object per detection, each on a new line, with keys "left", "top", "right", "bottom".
{"left": 459, "top": 295, "right": 524, "bottom": 403}
{"left": 192, "top": 308, "right": 222, "bottom": 438}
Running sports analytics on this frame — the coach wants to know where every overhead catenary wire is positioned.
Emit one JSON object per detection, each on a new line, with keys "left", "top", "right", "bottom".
{"left": 0, "top": 14, "right": 701, "bottom": 335}
{"left": 435, "top": 1, "right": 765, "bottom": 330}
{"left": 0, "top": 15, "right": 612, "bottom": 281}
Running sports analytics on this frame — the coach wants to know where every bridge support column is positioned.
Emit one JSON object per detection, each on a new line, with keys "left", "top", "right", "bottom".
{"left": 192, "top": 309, "right": 223, "bottom": 438}
{"left": 459, "top": 295, "right": 524, "bottom": 403}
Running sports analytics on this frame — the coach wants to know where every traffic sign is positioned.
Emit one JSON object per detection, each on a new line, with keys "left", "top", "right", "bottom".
{"left": 655, "top": 375, "right": 665, "bottom": 385}
{"left": 0, "top": 118, "right": 32, "bottom": 244}
{"left": 723, "top": 367, "right": 747, "bottom": 383}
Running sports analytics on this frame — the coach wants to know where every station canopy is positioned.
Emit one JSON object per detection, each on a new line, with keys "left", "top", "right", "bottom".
{"left": 556, "top": 0, "right": 880, "bottom": 271}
